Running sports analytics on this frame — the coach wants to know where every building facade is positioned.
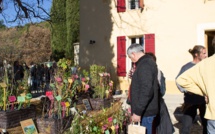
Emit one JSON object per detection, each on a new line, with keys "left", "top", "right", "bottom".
{"left": 79, "top": 0, "right": 215, "bottom": 94}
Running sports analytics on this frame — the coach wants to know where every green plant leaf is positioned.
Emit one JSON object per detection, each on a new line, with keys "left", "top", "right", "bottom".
{"left": 105, "top": 130, "right": 110, "bottom": 134}
{"left": 93, "top": 126, "right": 97, "bottom": 132}
{"left": 64, "top": 79, "right": 68, "bottom": 83}
{"left": 26, "top": 93, "right": 32, "bottom": 99}
{"left": 67, "top": 98, "right": 72, "bottom": 102}
{"left": 113, "top": 119, "right": 117, "bottom": 124}
{"left": 55, "top": 95, "right": 62, "bottom": 101}
{"left": 50, "top": 83, "right": 55, "bottom": 88}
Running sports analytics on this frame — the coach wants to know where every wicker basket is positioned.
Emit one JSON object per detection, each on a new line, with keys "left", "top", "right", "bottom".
{"left": 0, "top": 105, "right": 36, "bottom": 129}
{"left": 36, "top": 115, "right": 73, "bottom": 134}
{"left": 81, "top": 101, "right": 122, "bottom": 125}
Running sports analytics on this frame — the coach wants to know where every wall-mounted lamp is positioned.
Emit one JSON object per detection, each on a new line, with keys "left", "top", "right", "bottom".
{"left": 89, "top": 40, "right": 96, "bottom": 45}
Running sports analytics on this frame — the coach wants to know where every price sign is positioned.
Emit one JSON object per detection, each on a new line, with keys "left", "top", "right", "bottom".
{"left": 17, "top": 96, "right": 25, "bottom": 102}
{"left": 55, "top": 95, "right": 62, "bottom": 101}
{"left": 82, "top": 99, "right": 92, "bottom": 111}
{"left": 46, "top": 91, "right": 53, "bottom": 96}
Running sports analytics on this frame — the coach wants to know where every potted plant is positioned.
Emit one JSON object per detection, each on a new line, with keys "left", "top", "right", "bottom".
{"left": 89, "top": 64, "right": 114, "bottom": 110}
{"left": 0, "top": 60, "right": 36, "bottom": 129}
{"left": 36, "top": 58, "right": 90, "bottom": 134}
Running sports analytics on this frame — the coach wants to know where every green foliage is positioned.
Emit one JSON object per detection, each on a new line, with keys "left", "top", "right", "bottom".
{"left": 51, "top": 0, "right": 67, "bottom": 60}
{"left": 0, "top": 86, "right": 9, "bottom": 109}
{"left": 0, "top": 20, "right": 6, "bottom": 29}
{"left": 0, "top": 62, "right": 31, "bottom": 111}
{"left": 43, "top": 58, "right": 90, "bottom": 119}
{"left": 0, "top": 23, "right": 51, "bottom": 64}
{"left": 51, "top": 50, "right": 65, "bottom": 62}
{"left": 82, "top": 69, "right": 89, "bottom": 77}
{"left": 43, "top": 21, "right": 51, "bottom": 28}
{"left": 57, "top": 58, "right": 72, "bottom": 77}
{"left": 90, "top": 64, "right": 106, "bottom": 87}
{"left": 93, "top": 73, "right": 113, "bottom": 99}
{"left": 65, "top": 0, "right": 80, "bottom": 59}
{"left": 93, "top": 85, "right": 105, "bottom": 99}
{"left": 51, "top": 0, "right": 80, "bottom": 60}
{"left": 89, "top": 65, "right": 114, "bottom": 99}
{"left": 70, "top": 103, "right": 129, "bottom": 134}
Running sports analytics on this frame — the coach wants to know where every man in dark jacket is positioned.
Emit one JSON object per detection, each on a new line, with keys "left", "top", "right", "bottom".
{"left": 127, "top": 43, "right": 159, "bottom": 134}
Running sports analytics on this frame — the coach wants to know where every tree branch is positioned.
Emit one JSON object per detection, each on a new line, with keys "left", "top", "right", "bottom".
{"left": 15, "top": 0, "right": 29, "bottom": 18}
{"left": 1, "top": 0, "right": 51, "bottom": 25}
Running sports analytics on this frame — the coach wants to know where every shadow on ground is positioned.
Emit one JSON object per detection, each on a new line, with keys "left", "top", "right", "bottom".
{"left": 173, "top": 121, "right": 203, "bottom": 134}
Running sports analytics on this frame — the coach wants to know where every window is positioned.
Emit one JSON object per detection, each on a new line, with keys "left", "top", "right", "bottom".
{"left": 130, "top": 34, "right": 155, "bottom": 53}
{"left": 117, "top": 0, "right": 144, "bottom": 12}
{"left": 129, "top": 0, "right": 140, "bottom": 9}
{"left": 116, "top": 34, "right": 155, "bottom": 77}
{"left": 130, "top": 36, "right": 144, "bottom": 46}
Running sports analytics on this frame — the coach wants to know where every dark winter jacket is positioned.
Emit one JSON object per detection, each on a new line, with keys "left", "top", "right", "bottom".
{"left": 130, "top": 54, "right": 159, "bottom": 117}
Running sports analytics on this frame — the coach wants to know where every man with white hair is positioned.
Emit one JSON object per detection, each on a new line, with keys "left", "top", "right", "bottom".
{"left": 127, "top": 43, "right": 159, "bottom": 134}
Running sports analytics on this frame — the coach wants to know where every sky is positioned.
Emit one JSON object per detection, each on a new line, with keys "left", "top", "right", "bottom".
{"left": 0, "top": 0, "right": 52, "bottom": 27}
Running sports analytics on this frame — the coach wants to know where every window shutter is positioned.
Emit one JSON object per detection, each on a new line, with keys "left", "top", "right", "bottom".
{"left": 145, "top": 34, "right": 155, "bottom": 54}
{"left": 117, "top": 36, "right": 126, "bottom": 76}
{"left": 117, "top": 0, "right": 126, "bottom": 13}
{"left": 139, "top": 0, "right": 144, "bottom": 8}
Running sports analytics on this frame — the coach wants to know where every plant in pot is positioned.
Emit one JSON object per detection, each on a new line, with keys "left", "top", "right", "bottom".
{"left": 89, "top": 64, "right": 114, "bottom": 110}
{"left": 0, "top": 59, "right": 32, "bottom": 111}
{"left": 37, "top": 58, "right": 91, "bottom": 134}
{"left": 0, "top": 60, "right": 35, "bottom": 129}
{"left": 36, "top": 58, "right": 75, "bottom": 134}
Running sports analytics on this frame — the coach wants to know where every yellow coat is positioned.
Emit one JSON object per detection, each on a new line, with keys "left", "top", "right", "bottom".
{"left": 176, "top": 54, "right": 215, "bottom": 120}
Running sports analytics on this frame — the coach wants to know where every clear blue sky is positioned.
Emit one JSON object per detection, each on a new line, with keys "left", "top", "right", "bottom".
{"left": 0, "top": 0, "right": 52, "bottom": 27}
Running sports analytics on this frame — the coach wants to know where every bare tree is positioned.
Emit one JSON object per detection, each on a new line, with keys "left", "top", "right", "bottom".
{"left": 0, "top": 23, "right": 51, "bottom": 65}
{"left": 0, "top": 0, "right": 51, "bottom": 24}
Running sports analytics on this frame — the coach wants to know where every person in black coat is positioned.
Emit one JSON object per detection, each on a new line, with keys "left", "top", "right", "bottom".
{"left": 13, "top": 60, "right": 24, "bottom": 83}
{"left": 127, "top": 43, "right": 159, "bottom": 134}
{"left": 146, "top": 52, "right": 174, "bottom": 134}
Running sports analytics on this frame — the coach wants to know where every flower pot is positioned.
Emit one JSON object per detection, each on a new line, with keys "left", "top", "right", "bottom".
{"left": 0, "top": 105, "right": 36, "bottom": 129}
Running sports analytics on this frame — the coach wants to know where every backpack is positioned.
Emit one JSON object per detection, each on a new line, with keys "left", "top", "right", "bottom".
{"left": 158, "top": 70, "right": 166, "bottom": 97}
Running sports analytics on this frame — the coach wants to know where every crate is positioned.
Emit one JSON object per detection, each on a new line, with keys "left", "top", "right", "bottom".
{"left": 36, "top": 115, "right": 73, "bottom": 134}
{"left": 0, "top": 105, "right": 36, "bottom": 129}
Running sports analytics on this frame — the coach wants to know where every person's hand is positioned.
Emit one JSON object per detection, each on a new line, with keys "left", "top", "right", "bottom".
{"left": 131, "top": 113, "right": 141, "bottom": 122}
{"left": 128, "top": 69, "right": 134, "bottom": 79}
